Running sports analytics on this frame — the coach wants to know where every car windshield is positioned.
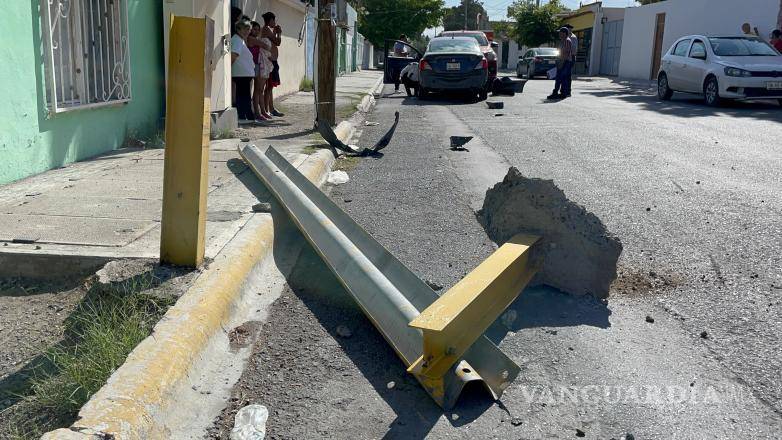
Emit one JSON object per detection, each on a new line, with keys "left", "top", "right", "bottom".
{"left": 443, "top": 33, "right": 489, "bottom": 46}
{"left": 428, "top": 38, "right": 480, "bottom": 53}
{"left": 708, "top": 37, "right": 778, "bottom": 56}
{"left": 536, "top": 48, "right": 559, "bottom": 56}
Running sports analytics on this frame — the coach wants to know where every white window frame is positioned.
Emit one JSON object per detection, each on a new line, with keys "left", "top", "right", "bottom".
{"left": 40, "top": 0, "right": 132, "bottom": 115}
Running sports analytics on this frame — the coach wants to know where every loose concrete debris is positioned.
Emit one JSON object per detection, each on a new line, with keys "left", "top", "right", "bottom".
{"left": 327, "top": 170, "right": 350, "bottom": 185}
{"left": 365, "top": 121, "right": 380, "bottom": 126}
{"left": 645, "top": 315, "right": 655, "bottom": 323}
{"left": 230, "top": 404, "right": 269, "bottom": 440}
{"left": 501, "top": 309, "right": 518, "bottom": 329}
{"left": 479, "top": 167, "right": 622, "bottom": 298}
{"left": 486, "top": 101, "right": 504, "bottom": 109}
{"left": 252, "top": 202, "right": 272, "bottom": 213}
{"left": 425, "top": 280, "right": 444, "bottom": 291}
{"left": 335, "top": 324, "right": 352, "bottom": 338}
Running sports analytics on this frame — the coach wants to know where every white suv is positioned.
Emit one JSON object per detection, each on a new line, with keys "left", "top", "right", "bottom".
{"left": 657, "top": 35, "right": 782, "bottom": 106}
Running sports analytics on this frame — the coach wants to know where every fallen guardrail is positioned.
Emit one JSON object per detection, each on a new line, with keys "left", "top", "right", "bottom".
{"left": 241, "top": 145, "right": 538, "bottom": 408}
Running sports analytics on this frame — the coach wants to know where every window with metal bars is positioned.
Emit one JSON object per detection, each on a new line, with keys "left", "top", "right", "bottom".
{"left": 41, "top": 0, "right": 132, "bottom": 114}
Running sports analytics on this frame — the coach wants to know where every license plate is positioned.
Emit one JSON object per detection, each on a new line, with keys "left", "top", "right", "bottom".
{"left": 446, "top": 62, "right": 461, "bottom": 71}
{"left": 767, "top": 81, "right": 782, "bottom": 90}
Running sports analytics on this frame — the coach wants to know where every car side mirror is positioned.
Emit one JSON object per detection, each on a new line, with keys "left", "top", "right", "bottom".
{"left": 490, "top": 41, "right": 499, "bottom": 49}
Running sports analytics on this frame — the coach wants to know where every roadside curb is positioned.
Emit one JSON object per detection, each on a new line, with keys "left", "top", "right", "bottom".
{"left": 41, "top": 149, "right": 335, "bottom": 440}
{"left": 334, "top": 73, "right": 384, "bottom": 145}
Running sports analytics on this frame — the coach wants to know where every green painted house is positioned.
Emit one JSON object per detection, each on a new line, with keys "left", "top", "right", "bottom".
{"left": 0, "top": 0, "right": 165, "bottom": 185}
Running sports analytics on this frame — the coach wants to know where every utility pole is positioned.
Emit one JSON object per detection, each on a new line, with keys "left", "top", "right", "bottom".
{"left": 316, "top": 0, "right": 336, "bottom": 126}
{"left": 462, "top": 0, "right": 467, "bottom": 30}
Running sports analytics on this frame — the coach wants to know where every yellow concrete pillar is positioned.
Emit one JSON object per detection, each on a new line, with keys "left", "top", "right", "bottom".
{"left": 160, "top": 16, "right": 214, "bottom": 267}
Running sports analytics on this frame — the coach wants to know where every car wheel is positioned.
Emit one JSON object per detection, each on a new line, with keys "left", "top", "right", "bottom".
{"left": 478, "top": 89, "right": 488, "bottom": 101}
{"left": 418, "top": 87, "right": 429, "bottom": 100}
{"left": 703, "top": 76, "right": 721, "bottom": 107}
{"left": 657, "top": 73, "right": 673, "bottom": 100}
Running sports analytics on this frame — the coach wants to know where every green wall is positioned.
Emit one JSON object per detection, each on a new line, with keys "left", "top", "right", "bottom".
{"left": 0, "top": 0, "right": 165, "bottom": 185}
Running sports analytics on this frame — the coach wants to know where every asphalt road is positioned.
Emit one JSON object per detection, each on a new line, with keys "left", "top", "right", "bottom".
{"left": 215, "top": 77, "right": 782, "bottom": 439}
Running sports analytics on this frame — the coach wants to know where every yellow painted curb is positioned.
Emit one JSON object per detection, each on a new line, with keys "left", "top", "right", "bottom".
{"left": 42, "top": 149, "right": 335, "bottom": 440}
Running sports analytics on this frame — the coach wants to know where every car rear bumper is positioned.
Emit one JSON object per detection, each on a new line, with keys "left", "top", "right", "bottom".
{"left": 421, "top": 70, "right": 488, "bottom": 91}
{"left": 720, "top": 76, "right": 782, "bottom": 99}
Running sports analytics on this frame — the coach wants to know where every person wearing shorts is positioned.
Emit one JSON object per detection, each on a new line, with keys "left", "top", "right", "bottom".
{"left": 262, "top": 12, "right": 284, "bottom": 117}
{"left": 248, "top": 21, "right": 273, "bottom": 121}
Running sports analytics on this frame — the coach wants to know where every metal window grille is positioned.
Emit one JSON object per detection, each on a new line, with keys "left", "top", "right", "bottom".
{"left": 41, "top": 0, "right": 132, "bottom": 114}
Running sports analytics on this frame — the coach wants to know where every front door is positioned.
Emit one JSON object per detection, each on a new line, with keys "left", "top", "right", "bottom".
{"left": 600, "top": 20, "right": 623, "bottom": 76}
{"left": 650, "top": 13, "right": 666, "bottom": 80}
{"left": 682, "top": 39, "right": 708, "bottom": 92}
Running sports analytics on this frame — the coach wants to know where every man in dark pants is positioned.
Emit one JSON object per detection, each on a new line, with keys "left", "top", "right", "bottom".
{"left": 400, "top": 62, "right": 419, "bottom": 97}
{"left": 548, "top": 28, "right": 574, "bottom": 100}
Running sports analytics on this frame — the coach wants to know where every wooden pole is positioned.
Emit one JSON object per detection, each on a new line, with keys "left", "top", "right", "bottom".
{"left": 317, "top": 0, "right": 336, "bottom": 126}
{"left": 160, "top": 16, "right": 213, "bottom": 267}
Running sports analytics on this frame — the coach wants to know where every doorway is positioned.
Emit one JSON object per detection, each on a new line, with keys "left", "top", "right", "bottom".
{"left": 600, "top": 20, "right": 623, "bottom": 76}
{"left": 650, "top": 13, "right": 666, "bottom": 80}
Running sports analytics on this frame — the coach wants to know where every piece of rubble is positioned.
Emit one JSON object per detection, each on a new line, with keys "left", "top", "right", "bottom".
{"left": 478, "top": 167, "right": 622, "bottom": 298}
{"left": 252, "top": 202, "right": 272, "bottom": 213}
{"left": 231, "top": 404, "right": 268, "bottom": 440}
{"left": 327, "top": 170, "right": 349, "bottom": 185}
{"left": 500, "top": 309, "right": 518, "bottom": 329}
{"left": 425, "top": 280, "right": 444, "bottom": 291}
{"left": 336, "top": 325, "right": 352, "bottom": 338}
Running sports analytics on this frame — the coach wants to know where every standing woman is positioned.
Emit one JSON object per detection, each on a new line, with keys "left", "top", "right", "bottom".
{"left": 231, "top": 20, "right": 256, "bottom": 123}
{"left": 248, "top": 22, "right": 273, "bottom": 121}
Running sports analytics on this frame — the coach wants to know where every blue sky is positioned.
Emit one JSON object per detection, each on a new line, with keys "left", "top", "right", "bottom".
{"left": 444, "top": 0, "right": 639, "bottom": 21}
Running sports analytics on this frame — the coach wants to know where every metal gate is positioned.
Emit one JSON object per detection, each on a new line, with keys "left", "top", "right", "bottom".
{"left": 600, "top": 20, "right": 623, "bottom": 76}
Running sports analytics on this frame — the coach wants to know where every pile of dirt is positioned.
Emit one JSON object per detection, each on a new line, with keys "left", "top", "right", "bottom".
{"left": 478, "top": 167, "right": 622, "bottom": 299}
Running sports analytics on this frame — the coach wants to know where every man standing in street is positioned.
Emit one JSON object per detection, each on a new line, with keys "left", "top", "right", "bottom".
{"left": 548, "top": 27, "right": 574, "bottom": 100}
{"left": 262, "top": 12, "right": 285, "bottom": 117}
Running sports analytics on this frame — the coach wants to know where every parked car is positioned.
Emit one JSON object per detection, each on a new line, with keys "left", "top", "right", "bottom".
{"left": 419, "top": 36, "right": 489, "bottom": 100}
{"left": 516, "top": 47, "right": 559, "bottom": 79}
{"left": 657, "top": 35, "right": 782, "bottom": 106}
{"left": 439, "top": 31, "right": 498, "bottom": 90}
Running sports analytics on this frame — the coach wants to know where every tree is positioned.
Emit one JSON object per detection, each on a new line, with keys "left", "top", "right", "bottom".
{"left": 507, "top": 0, "right": 565, "bottom": 48}
{"left": 356, "top": 0, "right": 445, "bottom": 47}
{"left": 442, "top": 0, "right": 488, "bottom": 31}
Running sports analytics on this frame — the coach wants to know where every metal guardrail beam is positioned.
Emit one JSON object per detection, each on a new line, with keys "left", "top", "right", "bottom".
{"left": 241, "top": 145, "right": 534, "bottom": 408}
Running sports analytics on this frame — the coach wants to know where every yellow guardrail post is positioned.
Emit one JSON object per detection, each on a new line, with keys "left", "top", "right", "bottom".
{"left": 160, "top": 16, "right": 214, "bottom": 267}
{"left": 408, "top": 234, "right": 540, "bottom": 402}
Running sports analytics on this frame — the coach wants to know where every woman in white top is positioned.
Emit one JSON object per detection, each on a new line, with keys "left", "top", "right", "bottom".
{"left": 231, "top": 20, "right": 256, "bottom": 122}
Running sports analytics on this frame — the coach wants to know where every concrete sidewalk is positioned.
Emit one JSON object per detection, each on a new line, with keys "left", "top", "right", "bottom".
{"left": 0, "top": 70, "right": 383, "bottom": 278}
